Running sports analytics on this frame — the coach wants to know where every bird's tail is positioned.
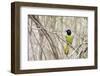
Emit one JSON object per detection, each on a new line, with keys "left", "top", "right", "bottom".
{"left": 64, "top": 44, "right": 69, "bottom": 55}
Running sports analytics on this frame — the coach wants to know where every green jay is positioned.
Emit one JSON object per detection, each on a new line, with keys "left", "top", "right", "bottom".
{"left": 64, "top": 29, "right": 73, "bottom": 55}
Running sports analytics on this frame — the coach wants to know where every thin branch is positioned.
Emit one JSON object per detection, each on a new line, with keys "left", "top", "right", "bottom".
{"left": 29, "top": 15, "right": 59, "bottom": 59}
{"left": 68, "top": 42, "right": 88, "bottom": 58}
{"left": 28, "top": 21, "right": 47, "bottom": 60}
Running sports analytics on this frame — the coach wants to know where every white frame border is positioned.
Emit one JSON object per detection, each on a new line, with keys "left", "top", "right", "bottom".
{"left": 20, "top": 6, "right": 95, "bottom": 70}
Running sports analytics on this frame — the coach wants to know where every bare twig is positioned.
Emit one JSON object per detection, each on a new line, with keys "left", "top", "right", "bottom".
{"left": 29, "top": 15, "right": 59, "bottom": 59}
{"left": 68, "top": 42, "right": 88, "bottom": 58}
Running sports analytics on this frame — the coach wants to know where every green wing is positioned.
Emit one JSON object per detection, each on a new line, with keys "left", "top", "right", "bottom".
{"left": 65, "top": 35, "right": 73, "bottom": 44}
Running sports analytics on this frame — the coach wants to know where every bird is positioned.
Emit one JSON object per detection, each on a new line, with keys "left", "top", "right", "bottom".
{"left": 64, "top": 29, "right": 73, "bottom": 55}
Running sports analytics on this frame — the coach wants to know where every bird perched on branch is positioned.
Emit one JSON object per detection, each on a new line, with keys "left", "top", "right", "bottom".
{"left": 64, "top": 29, "right": 73, "bottom": 55}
